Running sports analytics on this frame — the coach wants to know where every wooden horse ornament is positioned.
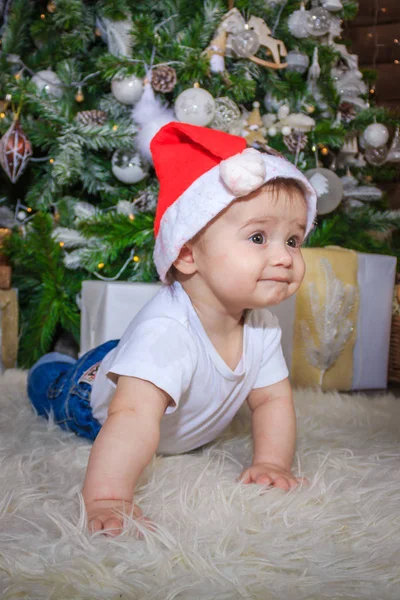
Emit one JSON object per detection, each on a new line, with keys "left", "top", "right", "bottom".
{"left": 246, "top": 15, "right": 287, "bottom": 70}
{"left": 213, "top": 9, "right": 287, "bottom": 70}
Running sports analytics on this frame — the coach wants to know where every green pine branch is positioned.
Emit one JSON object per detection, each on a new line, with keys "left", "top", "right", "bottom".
{"left": 3, "top": 213, "right": 84, "bottom": 367}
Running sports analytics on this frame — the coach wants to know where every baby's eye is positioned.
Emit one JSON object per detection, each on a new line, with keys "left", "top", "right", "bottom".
{"left": 286, "top": 236, "right": 301, "bottom": 248}
{"left": 249, "top": 233, "right": 265, "bottom": 245}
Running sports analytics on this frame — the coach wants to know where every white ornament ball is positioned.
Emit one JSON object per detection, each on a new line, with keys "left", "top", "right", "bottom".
{"left": 17, "top": 210, "right": 28, "bottom": 221}
{"left": 281, "top": 125, "right": 292, "bottom": 136}
{"left": 288, "top": 6, "right": 310, "bottom": 39}
{"left": 111, "top": 149, "right": 149, "bottom": 184}
{"left": 364, "top": 123, "right": 390, "bottom": 148}
{"left": 264, "top": 92, "right": 284, "bottom": 112}
{"left": 111, "top": 75, "right": 143, "bottom": 105}
{"left": 31, "top": 69, "right": 63, "bottom": 98}
{"left": 268, "top": 126, "right": 277, "bottom": 136}
{"left": 306, "top": 168, "right": 343, "bottom": 215}
{"left": 174, "top": 87, "right": 215, "bottom": 127}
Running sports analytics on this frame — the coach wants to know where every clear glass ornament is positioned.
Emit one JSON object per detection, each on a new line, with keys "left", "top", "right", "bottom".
{"left": 386, "top": 127, "right": 400, "bottom": 163}
{"left": 305, "top": 7, "right": 332, "bottom": 37}
{"left": 364, "top": 145, "right": 388, "bottom": 166}
{"left": 210, "top": 97, "right": 241, "bottom": 132}
{"left": 231, "top": 28, "right": 260, "bottom": 58}
{"left": 286, "top": 49, "right": 310, "bottom": 73}
{"left": 111, "top": 149, "right": 149, "bottom": 184}
{"left": 174, "top": 87, "right": 216, "bottom": 127}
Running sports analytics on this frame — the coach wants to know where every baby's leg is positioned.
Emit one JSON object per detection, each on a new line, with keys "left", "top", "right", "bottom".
{"left": 28, "top": 352, "right": 77, "bottom": 420}
{"left": 27, "top": 340, "right": 118, "bottom": 440}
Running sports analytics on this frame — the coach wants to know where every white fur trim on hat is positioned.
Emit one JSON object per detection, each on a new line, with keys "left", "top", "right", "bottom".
{"left": 220, "top": 148, "right": 266, "bottom": 196}
{"left": 154, "top": 151, "right": 317, "bottom": 282}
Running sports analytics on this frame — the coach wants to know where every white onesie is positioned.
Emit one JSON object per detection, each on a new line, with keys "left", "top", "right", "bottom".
{"left": 90, "top": 282, "right": 288, "bottom": 455}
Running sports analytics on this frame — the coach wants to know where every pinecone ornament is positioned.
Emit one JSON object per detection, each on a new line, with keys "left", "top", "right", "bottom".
{"left": 338, "top": 102, "right": 356, "bottom": 123}
{"left": 151, "top": 65, "right": 177, "bottom": 93}
{"left": 283, "top": 131, "right": 308, "bottom": 153}
{"left": 76, "top": 110, "right": 107, "bottom": 126}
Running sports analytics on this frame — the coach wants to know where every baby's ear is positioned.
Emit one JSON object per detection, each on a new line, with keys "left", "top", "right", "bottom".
{"left": 173, "top": 244, "right": 197, "bottom": 275}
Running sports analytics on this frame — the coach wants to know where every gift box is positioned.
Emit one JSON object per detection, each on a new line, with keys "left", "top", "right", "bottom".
{"left": 80, "top": 281, "right": 161, "bottom": 356}
{"left": 291, "top": 248, "right": 397, "bottom": 390}
{"left": 80, "top": 248, "right": 397, "bottom": 389}
{"left": 0, "top": 289, "right": 18, "bottom": 371}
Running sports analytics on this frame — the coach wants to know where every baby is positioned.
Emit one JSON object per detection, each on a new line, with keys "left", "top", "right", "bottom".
{"left": 27, "top": 122, "right": 317, "bottom": 536}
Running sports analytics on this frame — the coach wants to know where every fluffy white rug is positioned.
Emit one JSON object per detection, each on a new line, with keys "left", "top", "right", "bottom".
{"left": 1, "top": 370, "right": 400, "bottom": 599}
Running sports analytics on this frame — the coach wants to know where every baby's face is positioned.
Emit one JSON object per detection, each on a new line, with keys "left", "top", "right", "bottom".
{"left": 190, "top": 186, "right": 308, "bottom": 311}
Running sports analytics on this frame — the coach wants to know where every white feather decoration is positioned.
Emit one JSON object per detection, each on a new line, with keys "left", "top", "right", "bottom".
{"left": 116, "top": 200, "right": 134, "bottom": 215}
{"left": 300, "top": 258, "right": 357, "bottom": 386}
{"left": 131, "top": 82, "right": 174, "bottom": 163}
{"left": 219, "top": 148, "right": 266, "bottom": 197}
{"left": 52, "top": 227, "right": 87, "bottom": 248}
{"left": 308, "top": 172, "right": 329, "bottom": 197}
{"left": 74, "top": 201, "right": 97, "bottom": 221}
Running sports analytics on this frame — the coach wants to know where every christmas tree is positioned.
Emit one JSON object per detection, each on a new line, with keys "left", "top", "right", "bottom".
{"left": 0, "top": 0, "right": 399, "bottom": 366}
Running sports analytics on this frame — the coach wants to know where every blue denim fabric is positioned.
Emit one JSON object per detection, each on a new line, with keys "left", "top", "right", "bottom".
{"left": 27, "top": 340, "right": 119, "bottom": 441}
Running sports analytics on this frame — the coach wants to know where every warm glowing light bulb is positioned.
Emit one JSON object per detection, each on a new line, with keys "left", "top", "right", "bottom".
{"left": 97, "top": 262, "right": 105, "bottom": 269}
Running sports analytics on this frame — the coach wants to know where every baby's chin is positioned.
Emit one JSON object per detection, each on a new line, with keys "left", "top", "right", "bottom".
{"left": 252, "top": 281, "right": 298, "bottom": 306}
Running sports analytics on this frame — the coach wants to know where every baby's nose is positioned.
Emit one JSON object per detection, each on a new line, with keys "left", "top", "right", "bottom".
{"left": 268, "top": 242, "right": 292, "bottom": 267}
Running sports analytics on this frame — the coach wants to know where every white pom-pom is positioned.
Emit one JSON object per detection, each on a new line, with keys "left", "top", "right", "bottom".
{"left": 210, "top": 54, "right": 225, "bottom": 73}
{"left": 219, "top": 148, "right": 266, "bottom": 197}
{"left": 132, "top": 81, "right": 174, "bottom": 163}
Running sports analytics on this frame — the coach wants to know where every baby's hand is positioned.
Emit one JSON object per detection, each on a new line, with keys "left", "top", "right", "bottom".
{"left": 238, "top": 462, "right": 306, "bottom": 491}
{"left": 85, "top": 499, "right": 151, "bottom": 537}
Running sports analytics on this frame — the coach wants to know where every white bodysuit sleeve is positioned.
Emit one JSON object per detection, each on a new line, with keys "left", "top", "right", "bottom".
{"left": 252, "top": 310, "right": 289, "bottom": 389}
{"left": 106, "top": 317, "right": 197, "bottom": 414}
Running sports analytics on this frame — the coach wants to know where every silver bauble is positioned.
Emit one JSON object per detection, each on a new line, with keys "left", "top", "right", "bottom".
{"left": 111, "top": 75, "right": 143, "bottom": 105}
{"left": 174, "top": 87, "right": 215, "bottom": 127}
{"left": 31, "top": 69, "right": 63, "bottom": 98}
{"left": 111, "top": 149, "right": 149, "bottom": 184}
{"left": 286, "top": 50, "right": 310, "bottom": 74}
{"left": 306, "top": 168, "right": 343, "bottom": 215}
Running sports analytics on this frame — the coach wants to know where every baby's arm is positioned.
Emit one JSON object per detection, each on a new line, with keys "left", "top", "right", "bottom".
{"left": 82, "top": 375, "right": 170, "bottom": 535}
{"left": 239, "top": 378, "right": 305, "bottom": 490}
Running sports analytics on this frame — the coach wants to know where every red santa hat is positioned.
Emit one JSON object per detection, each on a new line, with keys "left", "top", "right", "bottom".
{"left": 150, "top": 122, "right": 317, "bottom": 282}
